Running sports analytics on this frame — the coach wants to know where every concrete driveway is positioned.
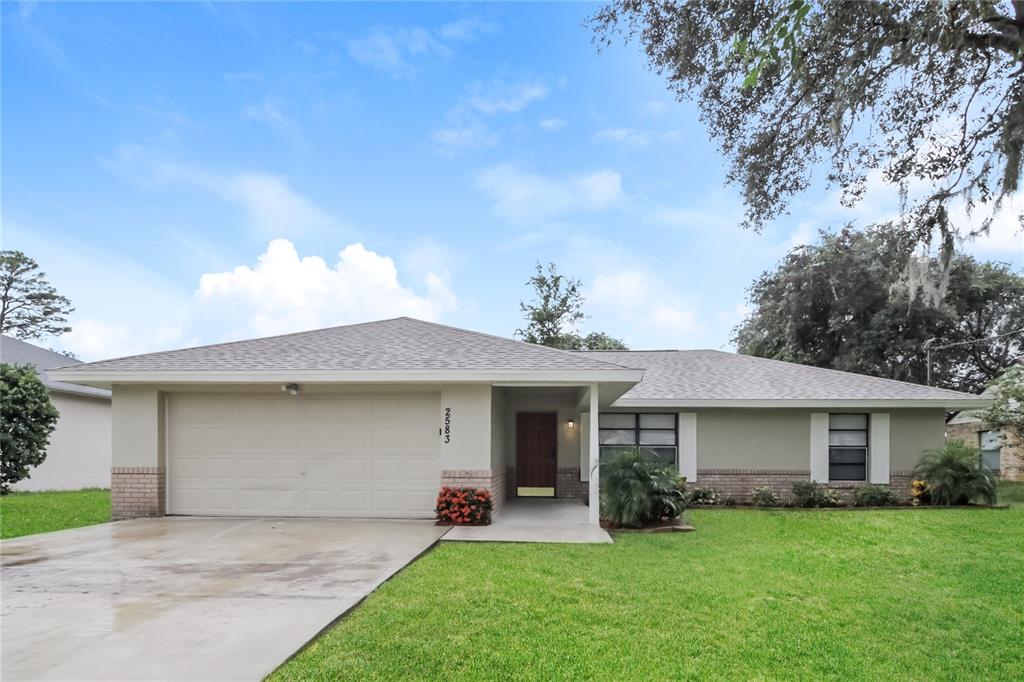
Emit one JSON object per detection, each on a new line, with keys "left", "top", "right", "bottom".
{"left": 1, "top": 517, "right": 447, "bottom": 681}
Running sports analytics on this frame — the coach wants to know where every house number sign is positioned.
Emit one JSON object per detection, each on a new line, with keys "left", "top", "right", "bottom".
{"left": 443, "top": 407, "right": 452, "bottom": 443}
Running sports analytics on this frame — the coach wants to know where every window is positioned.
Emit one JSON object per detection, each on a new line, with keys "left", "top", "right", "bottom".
{"left": 828, "top": 414, "right": 868, "bottom": 481}
{"left": 980, "top": 430, "right": 1001, "bottom": 472}
{"left": 598, "top": 413, "right": 677, "bottom": 466}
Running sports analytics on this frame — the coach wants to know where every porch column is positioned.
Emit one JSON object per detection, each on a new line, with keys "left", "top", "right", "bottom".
{"left": 588, "top": 383, "right": 600, "bottom": 525}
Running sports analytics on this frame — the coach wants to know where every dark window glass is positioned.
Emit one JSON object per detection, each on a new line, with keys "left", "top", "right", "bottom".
{"left": 828, "top": 414, "right": 867, "bottom": 481}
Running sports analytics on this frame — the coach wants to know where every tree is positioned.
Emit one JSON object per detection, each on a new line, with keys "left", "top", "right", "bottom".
{"left": 516, "top": 262, "right": 628, "bottom": 350}
{"left": 591, "top": 2, "right": 1024, "bottom": 256}
{"left": 982, "top": 364, "right": 1024, "bottom": 432}
{"left": 0, "top": 250, "right": 74, "bottom": 340}
{"left": 0, "top": 364, "right": 60, "bottom": 494}
{"left": 733, "top": 225, "right": 1023, "bottom": 392}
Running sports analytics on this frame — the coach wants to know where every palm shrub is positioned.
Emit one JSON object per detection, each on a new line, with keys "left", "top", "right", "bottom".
{"left": 601, "top": 448, "right": 685, "bottom": 528}
{"left": 914, "top": 440, "right": 997, "bottom": 506}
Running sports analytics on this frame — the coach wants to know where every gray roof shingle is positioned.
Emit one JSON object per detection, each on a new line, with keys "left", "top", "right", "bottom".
{"left": 0, "top": 336, "right": 111, "bottom": 399}
{"left": 580, "top": 349, "right": 985, "bottom": 403}
{"left": 56, "top": 317, "right": 632, "bottom": 373}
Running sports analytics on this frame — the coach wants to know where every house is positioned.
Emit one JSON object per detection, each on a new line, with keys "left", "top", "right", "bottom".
{"left": 48, "top": 317, "right": 988, "bottom": 522}
{"left": 946, "top": 387, "right": 1023, "bottom": 481}
{"left": 2, "top": 335, "right": 112, "bottom": 491}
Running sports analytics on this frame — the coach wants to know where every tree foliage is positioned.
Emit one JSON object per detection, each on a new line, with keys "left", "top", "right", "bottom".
{"left": 0, "top": 363, "right": 60, "bottom": 494}
{"left": 591, "top": 1, "right": 1024, "bottom": 248}
{"left": 982, "top": 363, "right": 1024, "bottom": 431}
{"left": 0, "top": 250, "right": 74, "bottom": 340}
{"left": 733, "top": 225, "right": 1024, "bottom": 393}
{"left": 516, "top": 262, "right": 628, "bottom": 350}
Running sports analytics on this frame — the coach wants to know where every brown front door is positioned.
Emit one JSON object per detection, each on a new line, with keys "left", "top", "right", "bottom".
{"left": 516, "top": 412, "right": 557, "bottom": 496}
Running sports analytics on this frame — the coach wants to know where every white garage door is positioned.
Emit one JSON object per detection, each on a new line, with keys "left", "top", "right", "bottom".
{"left": 167, "top": 393, "right": 441, "bottom": 518}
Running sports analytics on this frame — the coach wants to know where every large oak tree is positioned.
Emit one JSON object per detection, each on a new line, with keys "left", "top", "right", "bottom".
{"left": 733, "top": 225, "right": 1024, "bottom": 392}
{"left": 592, "top": 1, "right": 1024, "bottom": 262}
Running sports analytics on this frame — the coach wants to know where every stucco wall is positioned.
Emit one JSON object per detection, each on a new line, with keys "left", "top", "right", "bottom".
{"left": 16, "top": 392, "right": 111, "bottom": 491}
{"left": 695, "top": 409, "right": 811, "bottom": 470}
{"left": 439, "top": 384, "right": 492, "bottom": 471}
{"left": 601, "top": 406, "right": 945, "bottom": 475}
{"left": 889, "top": 409, "right": 945, "bottom": 471}
{"left": 490, "top": 387, "right": 506, "bottom": 470}
{"left": 112, "top": 386, "right": 165, "bottom": 468}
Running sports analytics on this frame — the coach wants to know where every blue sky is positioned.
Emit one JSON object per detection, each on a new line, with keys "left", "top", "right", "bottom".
{"left": 3, "top": 2, "right": 1021, "bottom": 361}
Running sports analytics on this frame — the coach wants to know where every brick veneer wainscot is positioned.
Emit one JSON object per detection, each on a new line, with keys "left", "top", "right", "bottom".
{"left": 111, "top": 467, "right": 166, "bottom": 520}
{"left": 694, "top": 469, "right": 916, "bottom": 503}
{"left": 504, "top": 467, "right": 588, "bottom": 501}
{"left": 440, "top": 469, "right": 506, "bottom": 513}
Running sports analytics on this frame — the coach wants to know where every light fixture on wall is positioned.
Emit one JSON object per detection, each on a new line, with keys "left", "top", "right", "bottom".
{"left": 566, "top": 419, "right": 575, "bottom": 430}
{"left": 281, "top": 383, "right": 299, "bottom": 396}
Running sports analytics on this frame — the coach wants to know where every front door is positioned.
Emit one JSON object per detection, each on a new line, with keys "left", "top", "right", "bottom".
{"left": 516, "top": 412, "right": 557, "bottom": 497}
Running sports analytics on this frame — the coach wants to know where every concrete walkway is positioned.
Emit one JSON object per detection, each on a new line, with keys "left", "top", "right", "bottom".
{"left": 444, "top": 499, "right": 612, "bottom": 544}
{"left": 1, "top": 517, "right": 447, "bottom": 681}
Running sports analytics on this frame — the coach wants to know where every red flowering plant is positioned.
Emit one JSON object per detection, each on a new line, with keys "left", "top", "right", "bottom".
{"left": 435, "top": 486, "right": 493, "bottom": 526}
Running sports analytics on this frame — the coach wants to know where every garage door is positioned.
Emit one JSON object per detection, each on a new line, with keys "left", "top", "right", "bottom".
{"left": 167, "top": 393, "right": 441, "bottom": 518}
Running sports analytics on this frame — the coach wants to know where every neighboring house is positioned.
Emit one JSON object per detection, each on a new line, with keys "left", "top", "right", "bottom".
{"left": 947, "top": 388, "right": 1023, "bottom": 481}
{"left": 49, "top": 317, "right": 988, "bottom": 522}
{"left": 1, "top": 336, "right": 112, "bottom": 491}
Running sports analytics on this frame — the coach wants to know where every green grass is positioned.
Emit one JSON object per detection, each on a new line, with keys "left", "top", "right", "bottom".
{"left": 998, "top": 480, "right": 1024, "bottom": 506}
{"left": 273, "top": 507, "right": 1023, "bottom": 681}
{"left": 0, "top": 488, "right": 111, "bottom": 539}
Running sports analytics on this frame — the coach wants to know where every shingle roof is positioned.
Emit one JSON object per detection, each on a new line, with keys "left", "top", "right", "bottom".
{"left": 56, "top": 317, "right": 632, "bottom": 373}
{"left": 0, "top": 336, "right": 111, "bottom": 399}
{"left": 580, "top": 349, "right": 986, "bottom": 404}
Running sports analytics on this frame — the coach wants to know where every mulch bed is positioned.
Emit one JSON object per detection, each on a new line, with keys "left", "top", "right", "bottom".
{"left": 601, "top": 518, "right": 696, "bottom": 533}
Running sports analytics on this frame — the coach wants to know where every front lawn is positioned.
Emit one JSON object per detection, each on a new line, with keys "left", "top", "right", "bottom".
{"left": 273, "top": 507, "right": 1023, "bottom": 681}
{"left": 0, "top": 488, "right": 111, "bottom": 539}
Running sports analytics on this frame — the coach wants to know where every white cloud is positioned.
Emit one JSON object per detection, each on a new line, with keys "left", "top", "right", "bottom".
{"left": 588, "top": 269, "right": 702, "bottom": 346}
{"left": 347, "top": 25, "right": 450, "bottom": 78}
{"left": 436, "top": 17, "right": 499, "bottom": 42}
{"left": 539, "top": 117, "right": 566, "bottom": 132}
{"left": 432, "top": 77, "right": 553, "bottom": 154}
{"left": 241, "top": 98, "right": 287, "bottom": 125}
{"left": 594, "top": 127, "right": 649, "bottom": 146}
{"left": 106, "top": 144, "right": 335, "bottom": 237}
{"left": 476, "top": 164, "right": 624, "bottom": 223}
{"left": 466, "top": 78, "right": 550, "bottom": 114}
{"left": 430, "top": 118, "right": 498, "bottom": 153}
{"left": 196, "top": 239, "right": 456, "bottom": 338}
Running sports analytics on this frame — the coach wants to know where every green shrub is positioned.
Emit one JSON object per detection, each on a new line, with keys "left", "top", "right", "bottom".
{"left": 722, "top": 496, "right": 737, "bottom": 506}
{"left": 851, "top": 484, "right": 899, "bottom": 507}
{"left": 601, "top": 448, "right": 685, "bottom": 528}
{"left": 751, "top": 486, "right": 781, "bottom": 507}
{"left": 686, "top": 486, "right": 721, "bottom": 506}
{"left": 914, "top": 440, "right": 997, "bottom": 505}
{"left": 791, "top": 481, "right": 840, "bottom": 508}
{"left": 1, "top": 364, "right": 60, "bottom": 494}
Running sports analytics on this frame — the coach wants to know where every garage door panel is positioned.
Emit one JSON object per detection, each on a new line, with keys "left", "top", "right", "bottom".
{"left": 206, "top": 458, "right": 236, "bottom": 479}
{"left": 371, "top": 428, "right": 403, "bottom": 449}
{"left": 206, "top": 427, "right": 237, "bottom": 449}
{"left": 405, "top": 427, "right": 437, "bottom": 450}
{"left": 372, "top": 458, "right": 403, "bottom": 481}
{"left": 236, "top": 428, "right": 270, "bottom": 449}
{"left": 169, "top": 394, "right": 440, "bottom": 517}
{"left": 406, "top": 490, "right": 436, "bottom": 512}
{"left": 238, "top": 458, "right": 272, "bottom": 479}
{"left": 406, "top": 458, "right": 439, "bottom": 482}
{"left": 306, "top": 427, "right": 340, "bottom": 449}
{"left": 272, "top": 427, "right": 305, "bottom": 449}
{"left": 170, "top": 426, "right": 204, "bottom": 450}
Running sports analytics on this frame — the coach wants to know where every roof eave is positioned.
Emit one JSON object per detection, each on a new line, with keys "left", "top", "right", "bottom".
{"left": 47, "top": 367, "right": 645, "bottom": 388}
{"left": 610, "top": 398, "right": 992, "bottom": 409}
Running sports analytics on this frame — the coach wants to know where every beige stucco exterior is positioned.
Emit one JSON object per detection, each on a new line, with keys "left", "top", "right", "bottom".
{"left": 498, "top": 387, "right": 582, "bottom": 470}
{"left": 889, "top": 409, "right": 945, "bottom": 471}
{"left": 112, "top": 386, "right": 165, "bottom": 468}
{"left": 16, "top": 391, "right": 111, "bottom": 491}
